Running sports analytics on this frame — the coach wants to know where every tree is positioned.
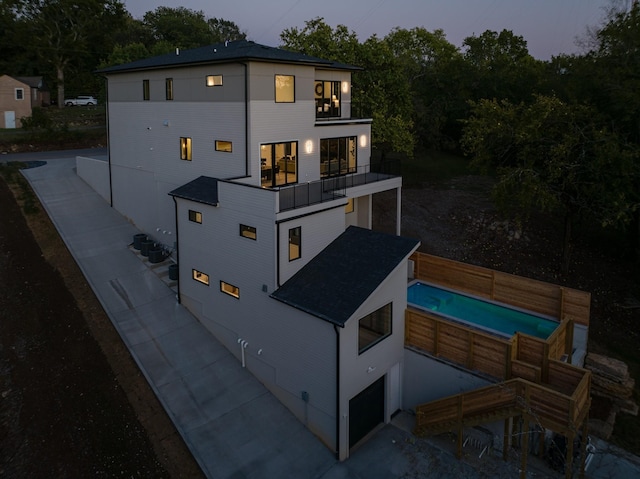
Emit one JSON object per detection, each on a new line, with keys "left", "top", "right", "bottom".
{"left": 280, "top": 18, "right": 415, "bottom": 158}
{"left": 207, "top": 17, "right": 246, "bottom": 43}
{"left": 462, "top": 29, "right": 545, "bottom": 104}
{"left": 462, "top": 95, "right": 637, "bottom": 273}
{"left": 142, "top": 7, "right": 212, "bottom": 50}
{"left": 11, "top": 0, "right": 128, "bottom": 106}
{"left": 384, "top": 27, "right": 464, "bottom": 150}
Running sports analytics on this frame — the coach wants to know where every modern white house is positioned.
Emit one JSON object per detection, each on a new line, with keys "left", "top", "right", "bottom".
{"left": 97, "top": 40, "right": 420, "bottom": 460}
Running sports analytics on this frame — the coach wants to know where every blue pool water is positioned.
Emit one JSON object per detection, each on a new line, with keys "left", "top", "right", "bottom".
{"left": 407, "top": 281, "right": 558, "bottom": 339}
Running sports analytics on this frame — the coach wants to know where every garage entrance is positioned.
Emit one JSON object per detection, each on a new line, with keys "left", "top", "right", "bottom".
{"left": 349, "top": 376, "right": 385, "bottom": 448}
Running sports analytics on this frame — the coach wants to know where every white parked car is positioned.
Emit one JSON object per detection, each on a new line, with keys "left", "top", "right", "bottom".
{"left": 64, "top": 96, "right": 98, "bottom": 106}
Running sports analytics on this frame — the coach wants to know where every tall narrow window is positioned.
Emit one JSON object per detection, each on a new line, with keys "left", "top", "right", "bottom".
{"left": 206, "top": 75, "right": 223, "bottom": 86}
{"left": 188, "top": 210, "right": 202, "bottom": 223}
{"left": 315, "top": 81, "right": 340, "bottom": 118}
{"left": 192, "top": 269, "right": 209, "bottom": 285}
{"left": 320, "top": 137, "right": 357, "bottom": 177}
{"left": 180, "top": 137, "right": 192, "bottom": 161}
{"left": 289, "top": 226, "right": 301, "bottom": 261}
{"left": 220, "top": 281, "right": 240, "bottom": 298}
{"left": 260, "top": 141, "right": 297, "bottom": 188}
{"left": 275, "top": 74, "right": 294, "bottom": 103}
{"left": 143, "top": 79, "right": 150, "bottom": 100}
{"left": 165, "top": 78, "right": 173, "bottom": 100}
{"left": 358, "top": 303, "right": 392, "bottom": 353}
{"left": 15, "top": 88, "right": 24, "bottom": 100}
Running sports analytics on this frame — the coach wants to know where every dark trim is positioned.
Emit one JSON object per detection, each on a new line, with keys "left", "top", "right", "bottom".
{"left": 334, "top": 324, "right": 341, "bottom": 459}
{"left": 105, "top": 77, "right": 113, "bottom": 208}
{"left": 243, "top": 62, "right": 249, "bottom": 177}
{"left": 274, "top": 202, "right": 346, "bottom": 225}
{"left": 172, "top": 196, "right": 181, "bottom": 303}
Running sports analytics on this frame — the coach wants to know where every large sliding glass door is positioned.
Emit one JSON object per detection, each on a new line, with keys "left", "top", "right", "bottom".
{"left": 320, "top": 136, "right": 356, "bottom": 177}
{"left": 260, "top": 141, "right": 298, "bottom": 188}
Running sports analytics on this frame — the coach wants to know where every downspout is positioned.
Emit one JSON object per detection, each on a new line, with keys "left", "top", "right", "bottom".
{"left": 276, "top": 221, "right": 281, "bottom": 287}
{"left": 243, "top": 62, "right": 249, "bottom": 177}
{"left": 102, "top": 74, "right": 113, "bottom": 207}
{"left": 171, "top": 196, "right": 181, "bottom": 303}
{"left": 334, "top": 324, "right": 341, "bottom": 459}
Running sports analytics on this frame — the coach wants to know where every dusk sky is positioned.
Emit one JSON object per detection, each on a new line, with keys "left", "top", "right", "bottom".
{"left": 122, "top": 0, "right": 617, "bottom": 60}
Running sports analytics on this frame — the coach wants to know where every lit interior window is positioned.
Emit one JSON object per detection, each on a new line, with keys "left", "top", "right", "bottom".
{"left": 275, "top": 74, "right": 294, "bottom": 103}
{"left": 206, "top": 75, "right": 223, "bottom": 86}
{"left": 220, "top": 281, "right": 240, "bottom": 298}
{"left": 180, "top": 137, "right": 192, "bottom": 161}
{"left": 240, "top": 224, "right": 257, "bottom": 240}
{"left": 192, "top": 269, "right": 209, "bottom": 285}
{"left": 189, "top": 210, "right": 202, "bottom": 223}
{"left": 215, "top": 140, "right": 232, "bottom": 152}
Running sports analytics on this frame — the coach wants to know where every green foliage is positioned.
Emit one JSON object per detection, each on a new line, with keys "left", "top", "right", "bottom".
{"left": 20, "top": 107, "right": 53, "bottom": 131}
{"left": 462, "top": 94, "right": 638, "bottom": 272}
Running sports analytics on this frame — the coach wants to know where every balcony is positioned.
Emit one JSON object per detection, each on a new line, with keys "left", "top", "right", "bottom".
{"left": 278, "top": 160, "right": 400, "bottom": 212}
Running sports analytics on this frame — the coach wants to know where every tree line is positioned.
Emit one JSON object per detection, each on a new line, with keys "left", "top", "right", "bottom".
{"left": 1, "top": 0, "right": 638, "bottom": 270}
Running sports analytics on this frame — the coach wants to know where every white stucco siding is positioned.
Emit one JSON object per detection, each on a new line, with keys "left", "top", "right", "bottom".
{"left": 336, "top": 258, "right": 413, "bottom": 459}
{"left": 175, "top": 194, "right": 338, "bottom": 448}
{"left": 277, "top": 205, "right": 346, "bottom": 284}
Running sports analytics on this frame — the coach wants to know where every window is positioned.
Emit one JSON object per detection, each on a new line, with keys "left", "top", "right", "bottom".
{"left": 315, "top": 81, "right": 340, "bottom": 118}
{"left": 192, "top": 269, "right": 209, "bottom": 285}
{"left": 180, "top": 137, "right": 192, "bottom": 161}
{"left": 143, "top": 80, "right": 150, "bottom": 100}
{"left": 320, "top": 137, "right": 357, "bottom": 177}
{"left": 260, "top": 141, "right": 297, "bottom": 188}
{"left": 206, "top": 75, "right": 223, "bottom": 86}
{"left": 15, "top": 88, "right": 24, "bottom": 100}
{"left": 188, "top": 210, "right": 202, "bottom": 223}
{"left": 345, "top": 198, "right": 354, "bottom": 214}
{"left": 275, "top": 74, "right": 294, "bottom": 103}
{"left": 359, "top": 303, "right": 392, "bottom": 353}
{"left": 289, "top": 226, "right": 301, "bottom": 261}
{"left": 240, "top": 224, "right": 256, "bottom": 240}
{"left": 220, "top": 281, "right": 240, "bottom": 298}
{"left": 215, "top": 140, "right": 232, "bottom": 152}
{"left": 165, "top": 78, "right": 173, "bottom": 100}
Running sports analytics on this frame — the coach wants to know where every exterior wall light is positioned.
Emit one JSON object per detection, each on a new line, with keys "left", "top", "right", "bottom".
{"left": 305, "top": 140, "right": 313, "bottom": 154}
{"left": 342, "top": 81, "right": 349, "bottom": 94}
{"left": 359, "top": 135, "right": 367, "bottom": 148}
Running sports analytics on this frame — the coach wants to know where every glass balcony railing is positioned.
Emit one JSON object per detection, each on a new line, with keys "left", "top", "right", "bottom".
{"left": 278, "top": 159, "right": 400, "bottom": 212}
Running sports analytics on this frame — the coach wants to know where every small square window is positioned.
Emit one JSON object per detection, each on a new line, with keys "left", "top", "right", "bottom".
{"left": 192, "top": 269, "right": 209, "bottom": 285}
{"left": 240, "top": 224, "right": 256, "bottom": 240}
{"left": 275, "top": 74, "right": 294, "bottom": 103}
{"left": 215, "top": 140, "right": 232, "bottom": 152}
{"left": 165, "top": 78, "right": 173, "bottom": 100}
{"left": 180, "top": 137, "right": 192, "bottom": 161}
{"left": 188, "top": 210, "right": 202, "bottom": 223}
{"left": 143, "top": 80, "right": 150, "bottom": 100}
{"left": 206, "top": 75, "right": 223, "bottom": 86}
{"left": 15, "top": 88, "right": 24, "bottom": 100}
{"left": 220, "top": 281, "right": 240, "bottom": 298}
{"left": 289, "top": 226, "right": 301, "bottom": 261}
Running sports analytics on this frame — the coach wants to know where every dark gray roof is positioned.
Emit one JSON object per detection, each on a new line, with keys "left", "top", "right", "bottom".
{"left": 97, "top": 40, "right": 361, "bottom": 74}
{"left": 9, "top": 76, "right": 45, "bottom": 89}
{"left": 169, "top": 176, "right": 219, "bottom": 206}
{"left": 271, "top": 226, "right": 420, "bottom": 326}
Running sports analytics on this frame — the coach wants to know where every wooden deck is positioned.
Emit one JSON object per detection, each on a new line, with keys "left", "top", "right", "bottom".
{"left": 407, "top": 252, "right": 592, "bottom": 479}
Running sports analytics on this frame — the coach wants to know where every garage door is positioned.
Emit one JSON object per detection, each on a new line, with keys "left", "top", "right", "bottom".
{"left": 349, "top": 376, "right": 384, "bottom": 448}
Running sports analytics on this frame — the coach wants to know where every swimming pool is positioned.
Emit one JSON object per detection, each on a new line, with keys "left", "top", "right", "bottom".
{"left": 407, "top": 281, "right": 558, "bottom": 339}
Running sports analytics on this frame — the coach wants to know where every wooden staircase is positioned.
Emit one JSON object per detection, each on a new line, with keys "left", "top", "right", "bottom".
{"left": 413, "top": 364, "right": 591, "bottom": 479}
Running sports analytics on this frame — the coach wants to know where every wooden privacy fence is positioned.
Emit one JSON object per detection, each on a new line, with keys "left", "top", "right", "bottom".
{"left": 410, "top": 252, "right": 590, "bottom": 326}
{"left": 405, "top": 308, "right": 574, "bottom": 381}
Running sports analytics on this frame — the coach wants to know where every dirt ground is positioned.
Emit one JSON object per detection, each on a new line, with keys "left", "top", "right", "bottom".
{"left": 1, "top": 157, "right": 638, "bottom": 477}
{"left": 0, "top": 170, "right": 204, "bottom": 477}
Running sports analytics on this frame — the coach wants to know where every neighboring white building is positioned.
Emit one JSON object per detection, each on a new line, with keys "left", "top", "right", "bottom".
{"left": 98, "top": 40, "right": 419, "bottom": 460}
